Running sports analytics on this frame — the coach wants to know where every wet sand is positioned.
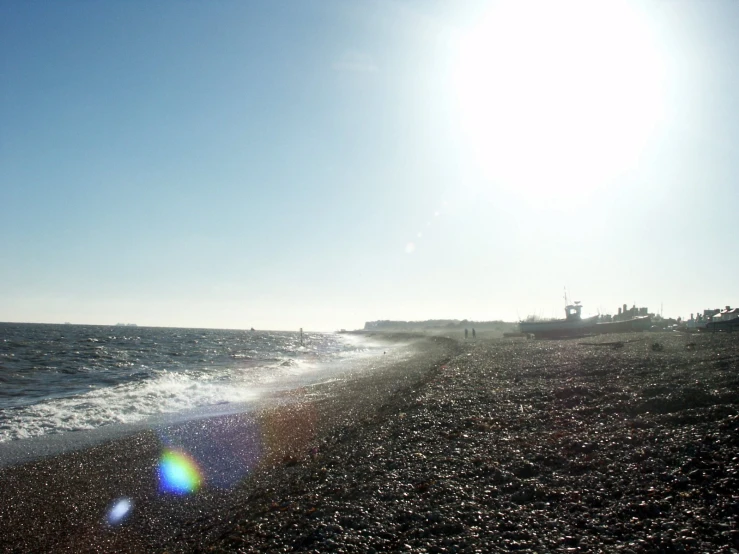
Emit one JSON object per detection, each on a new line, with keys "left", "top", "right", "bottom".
{"left": 2, "top": 332, "right": 739, "bottom": 552}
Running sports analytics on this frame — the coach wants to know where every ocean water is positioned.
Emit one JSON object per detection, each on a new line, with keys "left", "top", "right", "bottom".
{"left": 0, "top": 323, "right": 390, "bottom": 443}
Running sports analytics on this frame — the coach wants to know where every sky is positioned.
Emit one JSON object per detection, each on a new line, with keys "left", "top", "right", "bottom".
{"left": 1, "top": 0, "right": 737, "bottom": 331}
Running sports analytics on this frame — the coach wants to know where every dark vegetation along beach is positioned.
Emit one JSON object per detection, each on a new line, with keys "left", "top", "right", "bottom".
{"left": 1, "top": 332, "right": 739, "bottom": 552}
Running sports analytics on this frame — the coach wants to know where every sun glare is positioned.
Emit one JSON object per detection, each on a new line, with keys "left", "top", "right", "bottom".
{"left": 454, "top": 0, "right": 665, "bottom": 201}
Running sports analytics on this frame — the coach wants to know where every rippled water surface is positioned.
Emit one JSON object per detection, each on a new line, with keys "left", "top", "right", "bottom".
{"left": 0, "top": 323, "right": 376, "bottom": 441}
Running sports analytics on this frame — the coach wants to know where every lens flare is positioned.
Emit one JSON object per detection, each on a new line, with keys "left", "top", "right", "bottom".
{"left": 157, "top": 416, "right": 263, "bottom": 490}
{"left": 105, "top": 497, "right": 133, "bottom": 526}
{"left": 158, "top": 450, "right": 203, "bottom": 495}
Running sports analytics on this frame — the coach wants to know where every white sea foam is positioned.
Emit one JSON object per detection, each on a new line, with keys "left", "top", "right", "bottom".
{"left": 0, "top": 369, "right": 261, "bottom": 442}
{"left": 0, "top": 328, "right": 401, "bottom": 443}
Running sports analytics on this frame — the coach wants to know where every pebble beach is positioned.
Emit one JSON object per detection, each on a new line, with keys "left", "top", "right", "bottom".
{"left": 1, "top": 332, "right": 738, "bottom": 553}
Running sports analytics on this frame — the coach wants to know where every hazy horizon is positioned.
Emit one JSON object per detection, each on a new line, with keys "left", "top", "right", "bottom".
{"left": 2, "top": 0, "right": 737, "bottom": 332}
{"left": 0, "top": 301, "right": 707, "bottom": 333}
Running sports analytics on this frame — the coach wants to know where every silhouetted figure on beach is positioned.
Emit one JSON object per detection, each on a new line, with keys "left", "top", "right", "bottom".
{"left": 465, "top": 328, "right": 468, "bottom": 339}
{"left": 472, "top": 328, "right": 476, "bottom": 339}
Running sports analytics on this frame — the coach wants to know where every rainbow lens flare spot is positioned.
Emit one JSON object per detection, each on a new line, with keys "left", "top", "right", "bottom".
{"left": 158, "top": 450, "right": 203, "bottom": 494}
{"left": 106, "top": 497, "right": 133, "bottom": 526}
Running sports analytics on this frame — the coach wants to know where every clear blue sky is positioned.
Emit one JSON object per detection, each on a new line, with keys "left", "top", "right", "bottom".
{"left": 1, "top": 0, "right": 737, "bottom": 330}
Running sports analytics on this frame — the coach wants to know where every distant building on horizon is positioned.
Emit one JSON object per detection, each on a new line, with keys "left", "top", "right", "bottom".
{"left": 613, "top": 303, "right": 649, "bottom": 321}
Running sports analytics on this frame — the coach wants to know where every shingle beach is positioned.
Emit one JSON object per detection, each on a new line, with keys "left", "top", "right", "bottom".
{"left": 1, "top": 332, "right": 738, "bottom": 553}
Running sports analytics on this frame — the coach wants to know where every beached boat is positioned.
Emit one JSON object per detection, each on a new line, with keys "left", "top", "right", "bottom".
{"left": 520, "top": 303, "right": 599, "bottom": 339}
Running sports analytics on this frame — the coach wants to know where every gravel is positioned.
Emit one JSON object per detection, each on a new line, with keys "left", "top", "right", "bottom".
{"left": 207, "top": 332, "right": 739, "bottom": 553}
{"left": 2, "top": 332, "right": 738, "bottom": 553}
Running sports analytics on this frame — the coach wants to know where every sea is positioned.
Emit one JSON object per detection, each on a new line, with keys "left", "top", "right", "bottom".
{"left": 0, "top": 323, "right": 398, "bottom": 449}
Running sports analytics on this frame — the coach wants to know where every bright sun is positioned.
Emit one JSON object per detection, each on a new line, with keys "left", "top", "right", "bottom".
{"left": 454, "top": 0, "right": 665, "bottom": 200}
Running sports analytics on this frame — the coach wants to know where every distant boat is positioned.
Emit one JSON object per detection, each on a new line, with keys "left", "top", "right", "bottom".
{"left": 519, "top": 303, "right": 598, "bottom": 339}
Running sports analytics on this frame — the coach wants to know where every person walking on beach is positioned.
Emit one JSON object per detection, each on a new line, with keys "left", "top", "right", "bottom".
{"left": 472, "top": 328, "right": 476, "bottom": 339}
{"left": 465, "top": 328, "right": 468, "bottom": 339}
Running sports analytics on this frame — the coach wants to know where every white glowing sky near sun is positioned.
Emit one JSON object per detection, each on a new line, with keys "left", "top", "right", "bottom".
{"left": 454, "top": 0, "right": 666, "bottom": 199}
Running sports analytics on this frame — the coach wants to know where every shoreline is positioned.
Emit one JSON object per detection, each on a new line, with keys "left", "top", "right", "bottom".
{"left": 0, "top": 332, "right": 422, "bottom": 467}
{"left": 0, "top": 335, "right": 458, "bottom": 552}
{"left": 2, "top": 332, "right": 738, "bottom": 552}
